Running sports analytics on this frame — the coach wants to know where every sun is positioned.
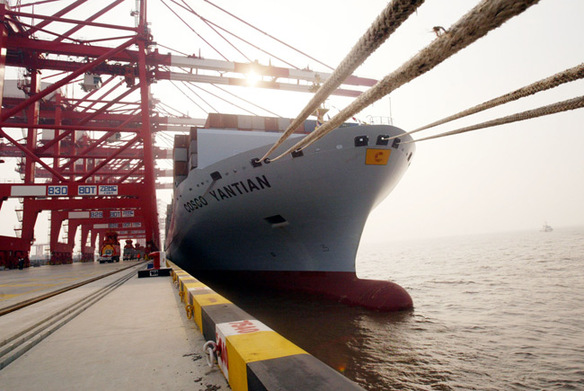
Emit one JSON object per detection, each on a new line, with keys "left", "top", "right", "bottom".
{"left": 245, "top": 71, "right": 262, "bottom": 87}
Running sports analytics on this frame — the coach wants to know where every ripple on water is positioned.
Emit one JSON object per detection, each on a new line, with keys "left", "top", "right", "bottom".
{"left": 215, "top": 228, "right": 584, "bottom": 390}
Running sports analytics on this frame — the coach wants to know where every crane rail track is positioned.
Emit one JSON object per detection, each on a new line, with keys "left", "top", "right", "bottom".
{"left": 0, "top": 262, "right": 146, "bottom": 370}
{"left": 0, "top": 262, "right": 146, "bottom": 317}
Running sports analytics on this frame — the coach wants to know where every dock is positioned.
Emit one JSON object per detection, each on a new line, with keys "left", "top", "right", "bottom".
{"left": 0, "top": 260, "right": 363, "bottom": 390}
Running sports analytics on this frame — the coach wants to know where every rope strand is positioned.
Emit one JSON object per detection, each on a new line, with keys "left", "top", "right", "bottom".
{"left": 259, "top": 0, "right": 425, "bottom": 161}
{"left": 406, "top": 95, "right": 584, "bottom": 143}
{"left": 271, "top": 0, "right": 540, "bottom": 161}
{"left": 389, "top": 62, "right": 584, "bottom": 141}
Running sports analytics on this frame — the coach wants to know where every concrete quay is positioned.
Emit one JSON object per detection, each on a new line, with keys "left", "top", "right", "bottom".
{"left": 0, "top": 260, "right": 366, "bottom": 391}
{"left": 170, "top": 262, "right": 364, "bottom": 391}
{"left": 0, "top": 261, "right": 142, "bottom": 313}
{"left": 0, "top": 264, "right": 227, "bottom": 391}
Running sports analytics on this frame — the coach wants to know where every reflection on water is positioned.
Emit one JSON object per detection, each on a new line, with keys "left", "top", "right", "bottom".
{"left": 211, "top": 228, "right": 584, "bottom": 390}
{"left": 212, "top": 285, "right": 456, "bottom": 390}
{"left": 246, "top": 293, "right": 377, "bottom": 378}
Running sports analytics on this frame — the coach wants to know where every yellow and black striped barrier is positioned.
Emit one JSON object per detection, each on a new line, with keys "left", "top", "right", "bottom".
{"left": 167, "top": 261, "right": 363, "bottom": 391}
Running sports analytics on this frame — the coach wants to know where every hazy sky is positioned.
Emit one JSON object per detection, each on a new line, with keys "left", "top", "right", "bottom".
{"left": 150, "top": 0, "right": 584, "bottom": 242}
{"left": 1, "top": 0, "right": 582, "bottom": 245}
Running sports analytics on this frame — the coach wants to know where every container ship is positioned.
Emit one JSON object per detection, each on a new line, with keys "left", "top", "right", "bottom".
{"left": 165, "top": 113, "right": 415, "bottom": 311}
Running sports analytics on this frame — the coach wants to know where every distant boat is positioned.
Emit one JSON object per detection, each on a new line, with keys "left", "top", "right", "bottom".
{"left": 541, "top": 222, "right": 553, "bottom": 232}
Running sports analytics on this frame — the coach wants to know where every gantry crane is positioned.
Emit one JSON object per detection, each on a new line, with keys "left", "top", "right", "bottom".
{"left": 0, "top": 0, "right": 374, "bottom": 268}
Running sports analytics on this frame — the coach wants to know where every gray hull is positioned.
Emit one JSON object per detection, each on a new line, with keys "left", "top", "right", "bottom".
{"left": 166, "top": 124, "right": 414, "bottom": 273}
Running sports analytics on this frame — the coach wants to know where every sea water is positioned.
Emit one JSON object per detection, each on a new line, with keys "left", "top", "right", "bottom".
{"left": 224, "top": 227, "right": 584, "bottom": 390}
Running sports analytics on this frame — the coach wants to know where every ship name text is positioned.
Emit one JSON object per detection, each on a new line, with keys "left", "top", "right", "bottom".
{"left": 183, "top": 175, "right": 271, "bottom": 213}
{"left": 183, "top": 196, "right": 208, "bottom": 213}
{"left": 209, "top": 175, "right": 271, "bottom": 201}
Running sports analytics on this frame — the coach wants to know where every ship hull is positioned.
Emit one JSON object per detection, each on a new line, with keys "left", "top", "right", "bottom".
{"left": 166, "top": 124, "right": 415, "bottom": 310}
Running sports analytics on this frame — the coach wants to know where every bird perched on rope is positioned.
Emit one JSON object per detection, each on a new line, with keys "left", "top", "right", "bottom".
{"left": 433, "top": 26, "right": 447, "bottom": 37}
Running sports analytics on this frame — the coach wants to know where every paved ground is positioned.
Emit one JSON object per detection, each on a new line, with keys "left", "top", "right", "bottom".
{"left": 0, "top": 261, "right": 141, "bottom": 311}
{"left": 0, "top": 271, "right": 228, "bottom": 391}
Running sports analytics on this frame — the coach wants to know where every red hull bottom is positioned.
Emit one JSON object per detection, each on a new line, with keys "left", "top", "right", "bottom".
{"left": 193, "top": 270, "right": 413, "bottom": 312}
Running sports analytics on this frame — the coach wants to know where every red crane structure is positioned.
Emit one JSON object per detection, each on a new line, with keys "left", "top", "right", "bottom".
{"left": 0, "top": 0, "right": 375, "bottom": 269}
{"left": 0, "top": 0, "right": 161, "bottom": 267}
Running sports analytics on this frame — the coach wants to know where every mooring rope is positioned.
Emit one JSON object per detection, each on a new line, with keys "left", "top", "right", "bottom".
{"left": 259, "top": 0, "right": 425, "bottom": 162}
{"left": 269, "top": 0, "right": 539, "bottom": 161}
{"left": 389, "top": 62, "right": 584, "bottom": 141}
{"left": 405, "top": 95, "right": 584, "bottom": 143}
{"left": 404, "top": 96, "right": 584, "bottom": 144}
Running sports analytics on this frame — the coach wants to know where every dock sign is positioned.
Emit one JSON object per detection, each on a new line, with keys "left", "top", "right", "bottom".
{"left": 99, "top": 185, "right": 118, "bottom": 195}
{"left": 48, "top": 185, "right": 68, "bottom": 196}
{"left": 215, "top": 319, "right": 271, "bottom": 380}
{"left": 76, "top": 184, "right": 118, "bottom": 196}
{"left": 77, "top": 185, "right": 97, "bottom": 196}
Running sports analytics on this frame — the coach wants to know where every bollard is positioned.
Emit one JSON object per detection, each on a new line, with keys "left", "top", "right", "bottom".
{"left": 149, "top": 251, "right": 160, "bottom": 269}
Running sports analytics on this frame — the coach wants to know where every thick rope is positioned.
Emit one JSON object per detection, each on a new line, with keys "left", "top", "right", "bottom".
{"left": 271, "top": 0, "right": 539, "bottom": 161}
{"left": 259, "top": 0, "right": 425, "bottom": 161}
{"left": 392, "top": 62, "right": 584, "bottom": 140}
{"left": 406, "top": 95, "right": 584, "bottom": 143}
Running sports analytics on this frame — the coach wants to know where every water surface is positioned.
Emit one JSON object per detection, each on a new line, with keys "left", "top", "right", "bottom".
{"left": 219, "top": 228, "right": 584, "bottom": 390}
